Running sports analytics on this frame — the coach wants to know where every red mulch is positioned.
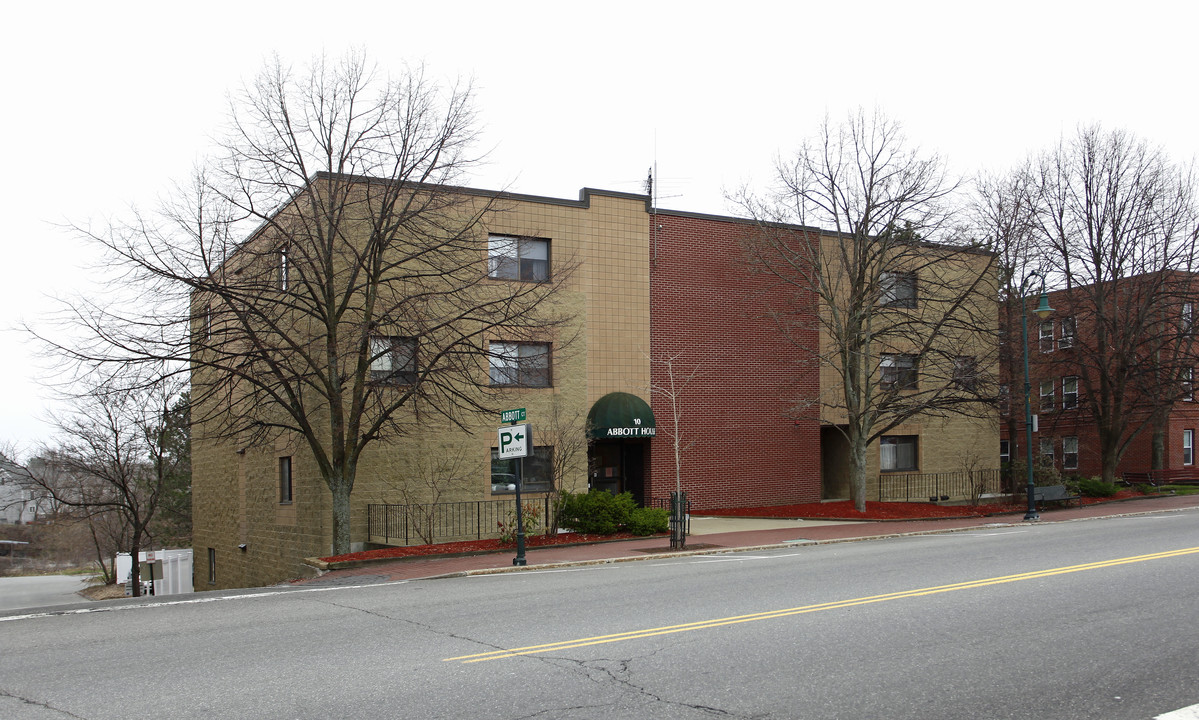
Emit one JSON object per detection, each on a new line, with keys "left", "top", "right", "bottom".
{"left": 321, "top": 531, "right": 642, "bottom": 564}
{"left": 320, "top": 490, "right": 1146, "bottom": 564}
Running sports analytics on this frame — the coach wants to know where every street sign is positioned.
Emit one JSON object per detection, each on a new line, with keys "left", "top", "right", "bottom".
{"left": 501, "top": 407, "right": 526, "bottom": 424}
{"left": 497, "top": 423, "right": 532, "bottom": 459}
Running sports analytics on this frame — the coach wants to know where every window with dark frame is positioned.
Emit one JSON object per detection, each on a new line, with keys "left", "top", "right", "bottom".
{"left": 1183, "top": 302, "right": 1195, "bottom": 335}
{"left": 1000, "top": 439, "right": 1010, "bottom": 465}
{"left": 370, "top": 336, "right": 417, "bottom": 384}
{"left": 279, "top": 456, "right": 293, "bottom": 504}
{"left": 207, "top": 548, "right": 216, "bottom": 585}
{"left": 1062, "top": 376, "right": 1079, "bottom": 410}
{"left": 489, "top": 342, "right": 551, "bottom": 387}
{"left": 879, "top": 354, "right": 918, "bottom": 391}
{"left": 1062, "top": 436, "right": 1078, "bottom": 470}
{"left": 880, "top": 435, "right": 918, "bottom": 472}
{"left": 279, "top": 246, "right": 289, "bottom": 291}
{"left": 879, "top": 271, "right": 917, "bottom": 309}
{"left": 1039, "top": 320, "right": 1055, "bottom": 353}
{"left": 1185, "top": 429, "right": 1195, "bottom": 466}
{"left": 999, "top": 384, "right": 1010, "bottom": 416}
{"left": 488, "top": 235, "right": 550, "bottom": 282}
{"left": 952, "top": 356, "right": 978, "bottom": 392}
{"left": 490, "top": 445, "right": 554, "bottom": 493}
{"left": 1183, "top": 368, "right": 1194, "bottom": 401}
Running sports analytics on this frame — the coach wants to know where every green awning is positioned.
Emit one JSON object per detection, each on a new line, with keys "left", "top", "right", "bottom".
{"left": 587, "top": 392, "right": 656, "bottom": 439}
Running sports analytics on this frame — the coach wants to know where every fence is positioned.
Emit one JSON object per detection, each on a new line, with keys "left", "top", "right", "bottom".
{"left": 878, "top": 469, "right": 1004, "bottom": 503}
{"left": 367, "top": 496, "right": 557, "bottom": 547}
{"left": 648, "top": 495, "right": 692, "bottom": 535}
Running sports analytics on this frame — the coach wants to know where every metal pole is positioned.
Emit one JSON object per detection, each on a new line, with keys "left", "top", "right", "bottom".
{"left": 513, "top": 455, "right": 527, "bottom": 566}
{"left": 1022, "top": 285, "right": 1040, "bottom": 522}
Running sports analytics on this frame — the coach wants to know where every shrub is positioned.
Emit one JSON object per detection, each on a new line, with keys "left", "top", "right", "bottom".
{"left": 556, "top": 490, "right": 664, "bottom": 535}
{"left": 1077, "top": 477, "right": 1119, "bottom": 498}
{"left": 497, "top": 502, "right": 541, "bottom": 545}
{"left": 626, "top": 507, "right": 669, "bottom": 536}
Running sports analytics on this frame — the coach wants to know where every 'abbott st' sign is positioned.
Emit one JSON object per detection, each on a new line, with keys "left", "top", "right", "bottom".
{"left": 497, "top": 424, "right": 532, "bottom": 459}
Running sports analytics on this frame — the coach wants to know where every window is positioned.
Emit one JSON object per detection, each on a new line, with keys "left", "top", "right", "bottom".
{"left": 1000, "top": 439, "right": 1010, "bottom": 465}
{"left": 880, "top": 271, "right": 917, "bottom": 308}
{"left": 880, "top": 436, "right": 918, "bottom": 472}
{"left": 1185, "top": 430, "right": 1194, "bottom": 466}
{"left": 952, "top": 356, "right": 978, "bottom": 392}
{"left": 1059, "top": 317, "right": 1075, "bottom": 349}
{"left": 999, "top": 384, "right": 1010, "bottom": 416}
{"left": 1039, "top": 320, "right": 1054, "bottom": 353}
{"left": 488, "top": 235, "right": 549, "bottom": 282}
{"left": 490, "top": 445, "right": 554, "bottom": 493}
{"left": 279, "top": 247, "right": 289, "bottom": 291}
{"left": 1184, "top": 303, "right": 1195, "bottom": 334}
{"left": 370, "top": 336, "right": 417, "bottom": 384}
{"left": 879, "top": 354, "right": 918, "bottom": 391}
{"left": 1062, "top": 376, "right": 1079, "bottom": 410}
{"left": 1040, "top": 380, "right": 1055, "bottom": 413}
{"left": 1062, "top": 436, "right": 1078, "bottom": 470}
{"left": 207, "top": 548, "right": 216, "bottom": 585}
{"left": 489, "top": 342, "right": 551, "bottom": 387}
{"left": 1039, "top": 437, "right": 1055, "bottom": 464}
{"left": 279, "top": 457, "right": 293, "bottom": 504}
{"left": 1184, "top": 368, "right": 1194, "bottom": 401}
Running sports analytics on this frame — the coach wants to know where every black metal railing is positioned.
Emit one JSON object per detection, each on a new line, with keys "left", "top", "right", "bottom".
{"left": 367, "top": 496, "right": 556, "bottom": 547}
{"left": 878, "top": 469, "right": 1004, "bottom": 503}
{"left": 648, "top": 495, "right": 691, "bottom": 535}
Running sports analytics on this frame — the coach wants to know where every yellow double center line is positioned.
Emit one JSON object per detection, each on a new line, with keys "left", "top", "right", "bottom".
{"left": 445, "top": 546, "right": 1199, "bottom": 664}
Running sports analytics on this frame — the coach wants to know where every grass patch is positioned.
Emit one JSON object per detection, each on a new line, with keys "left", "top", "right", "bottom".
{"left": 1157, "top": 484, "right": 1199, "bottom": 495}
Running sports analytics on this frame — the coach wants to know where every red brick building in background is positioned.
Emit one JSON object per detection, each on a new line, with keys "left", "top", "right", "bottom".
{"left": 647, "top": 210, "right": 822, "bottom": 510}
{"left": 1001, "top": 272, "right": 1199, "bottom": 482}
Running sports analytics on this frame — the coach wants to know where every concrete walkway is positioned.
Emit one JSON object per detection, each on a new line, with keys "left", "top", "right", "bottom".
{"left": 291, "top": 494, "right": 1199, "bottom": 588}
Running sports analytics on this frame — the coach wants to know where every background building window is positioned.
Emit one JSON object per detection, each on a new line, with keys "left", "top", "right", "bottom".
{"left": 952, "top": 356, "right": 978, "bottom": 392}
{"left": 1039, "top": 437, "right": 1055, "bottom": 464}
{"left": 370, "top": 336, "right": 417, "bottom": 384}
{"left": 1039, "top": 320, "right": 1054, "bottom": 353}
{"left": 880, "top": 271, "right": 917, "bottom": 308}
{"left": 490, "top": 445, "right": 554, "bottom": 493}
{"left": 279, "top": 457, "right": 293, "bottom": 504}
{"left": 279, "top": 246, "right": 289, "bottom": 291}
{"left": 880, "top": 436, "right": 918, "bottom": 471}
{"left": 1185, "top": 430, "right": 1194, "bottom": 466}
{"left": 489, "top": 342, "right": 551, "bottom": 387}
{"left": 1062, "top": 436, "right": 1078, "bottom": 469}
{"left": 1062, "top": 376, "right": 1078, "bottom": 410}
{"left": 207, "top": 548, "right": 216, "bottom": 585}
{"left": 879, "top": 354, "right": 918, "bottom": 391}
{"left": 1059, "top": 317, "right": 1075, "bottom": 349}
{"left": 1183, "top": 368, "right": 1194, "bottom": 401}
{"left": 1000, "top": 439, "right": 1010, "bottom": 465}
{"left": 999, "top": 384, "right": 1010, "bottom": 415}
{"left": 1183, "top": 302, "right": 1195, "bottom": 334}
{"left": 488, "top": 235, "right": 549, "bottom": 282}
{"left": 1040, "top": 380, "right": 1055, "bottom": 413}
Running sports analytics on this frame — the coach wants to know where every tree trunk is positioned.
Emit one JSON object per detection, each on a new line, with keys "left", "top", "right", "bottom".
{"left": 848, "top": 434, "right": 869, "bottom": 513}
{"left": 330, "top": 478, "right": 353, "bottom": 557}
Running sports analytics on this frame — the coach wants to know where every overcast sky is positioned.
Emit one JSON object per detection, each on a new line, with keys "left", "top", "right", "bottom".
{"left": 1, "top": 0, "right": 1195, "bottom": 454}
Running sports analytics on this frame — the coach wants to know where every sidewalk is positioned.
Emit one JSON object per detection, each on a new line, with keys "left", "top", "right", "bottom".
{"left": 292, "top": 494, "right": 1199, "bottom": 587}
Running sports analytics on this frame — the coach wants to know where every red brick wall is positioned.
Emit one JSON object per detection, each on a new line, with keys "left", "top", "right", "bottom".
{"left": 648, "top": 212, "right": 822, "bottom": 510}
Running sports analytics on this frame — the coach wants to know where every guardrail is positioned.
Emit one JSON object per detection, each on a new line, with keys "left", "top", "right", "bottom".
{"left": 878, "top": 469, "right": 1004, "bottom": 502}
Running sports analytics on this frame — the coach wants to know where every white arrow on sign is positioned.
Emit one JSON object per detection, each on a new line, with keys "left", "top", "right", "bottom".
{"left": 497, "top": 423, "right": 532, "bottom": 459}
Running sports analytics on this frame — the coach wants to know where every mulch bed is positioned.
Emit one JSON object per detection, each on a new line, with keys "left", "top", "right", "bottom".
{"left": 320, "top": 490, "right": 1148, "bottom": 565}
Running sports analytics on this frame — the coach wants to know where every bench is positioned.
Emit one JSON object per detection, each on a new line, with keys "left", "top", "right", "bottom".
{"left": 1122, "top": 469, "right": 1199, "bottom": 487}
{"left": 1032, "top": 484, "right": 1082, "bottom": 510}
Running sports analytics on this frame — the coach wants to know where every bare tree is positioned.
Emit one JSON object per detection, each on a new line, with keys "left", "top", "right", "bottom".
{"left": 1028, "top": 125, "right": 1199, "bottom": 482}
{"left": 25, "top": 376, "right": 188, "bottom": 596}
{"left": 734, "top": 109, "right": 997, "bottom": 511}
{"left": 647, "top": 351, "right": 700, "bottom": 496}
{"left": 44, "top": 52, "right": 573, "bottom": 555}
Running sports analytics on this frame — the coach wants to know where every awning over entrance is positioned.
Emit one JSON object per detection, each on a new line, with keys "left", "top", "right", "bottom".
{"left": 587, "top": 392, "right": 656, "bottom": 439}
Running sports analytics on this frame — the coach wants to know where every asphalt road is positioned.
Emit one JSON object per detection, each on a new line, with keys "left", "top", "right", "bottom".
{"left": 0, "top": 575, "right": 88, "bottom": 612}
{"left": 3, "top": 510, "right": 1199, "bottom": 719}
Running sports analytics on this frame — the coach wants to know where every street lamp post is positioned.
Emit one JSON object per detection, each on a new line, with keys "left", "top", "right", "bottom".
{"left": 1020, "top": 271, "right": 1053, "bottom": 522}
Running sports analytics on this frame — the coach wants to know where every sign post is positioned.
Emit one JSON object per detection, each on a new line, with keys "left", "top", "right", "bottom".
{"left": 498, "top": 418, "right": 531, "bottom": 566}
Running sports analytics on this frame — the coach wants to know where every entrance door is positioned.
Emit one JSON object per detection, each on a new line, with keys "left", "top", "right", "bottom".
{"left": 589, "top": 440, "right": 647, "bottom": 505}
